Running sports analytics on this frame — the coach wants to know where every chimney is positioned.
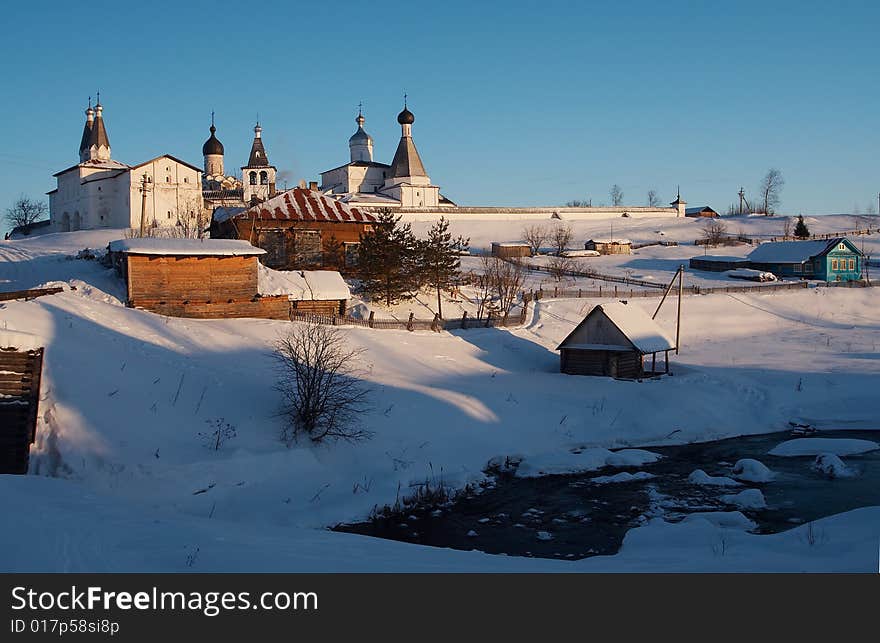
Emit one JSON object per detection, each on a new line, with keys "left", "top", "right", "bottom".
{"left": 308, "top": 181, "right": 318, "bottom": 191}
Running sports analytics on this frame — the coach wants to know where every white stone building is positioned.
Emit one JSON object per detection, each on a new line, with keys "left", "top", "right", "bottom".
{"left": 320, "top": 102, "right": 450, "bottom": 209}
{"left": 48, "top": 100, "right": 204, "bottom": 232}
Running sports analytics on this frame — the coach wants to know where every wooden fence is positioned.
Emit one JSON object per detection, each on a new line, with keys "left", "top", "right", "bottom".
{"left": 763, "top": 227, "right": 880, "bottom": 243}
{"left": 522, "top": 261, "right": 668, "bottom": 289}
{"left": 290, "top": 304, "right": 529, "bottom": 332}
{"left": 527, "top": 280, "right": 810, "bottom": 301}
{"left": 0, "top": 286, "right": 64, "bottom": 302}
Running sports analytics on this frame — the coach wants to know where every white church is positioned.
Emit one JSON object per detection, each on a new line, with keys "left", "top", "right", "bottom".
{"left": 48, "top": 99, "right": 205, "bottom": 232}
{"left": 319, "top": 102, "right": 453, "bottom": 209}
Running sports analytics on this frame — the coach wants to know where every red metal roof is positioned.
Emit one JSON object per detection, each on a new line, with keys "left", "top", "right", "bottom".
{"left": 238, "top": 188, "right": 379, "bottom": 223}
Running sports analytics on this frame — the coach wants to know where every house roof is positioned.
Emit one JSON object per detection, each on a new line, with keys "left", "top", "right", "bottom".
{"left": 557, "top": 301, "right": 676, "bottom": 354}
{"left": 747, "top": 238, "right": 861, "bottom": 263}
{"left": 130, "top": 154, "right": 203, "bottom": 174}
{"left": 321, "top": 160, "right": 391, "bottom": 175}
{"left": 108, "top": 238, "right": 265, "bottom": 257}
{"left": 227, "top": 188, "right": 380, "bottom": 224}
{"left": 685, "top": 206, "right": 717, "bottom": 215}
{"left": 53, "top": 159, "right": 131, "bottom": 177}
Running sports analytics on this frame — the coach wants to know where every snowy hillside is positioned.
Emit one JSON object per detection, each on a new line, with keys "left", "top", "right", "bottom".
{"left": 0, "top": 225, "right": 878, "bottom": 572}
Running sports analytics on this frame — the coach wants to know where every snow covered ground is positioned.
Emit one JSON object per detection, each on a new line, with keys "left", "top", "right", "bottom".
{"left": 1, "top": 226, "right": 878, "bottom": 572}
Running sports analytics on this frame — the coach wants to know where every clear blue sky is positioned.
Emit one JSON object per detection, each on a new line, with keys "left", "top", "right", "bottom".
{"left": 2, "top": 0, "right": 878, "bottom": 232}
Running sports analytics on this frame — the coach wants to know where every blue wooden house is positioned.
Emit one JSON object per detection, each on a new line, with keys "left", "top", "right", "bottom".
{"left": 747, "top": 238, "right": 863, "bottom": 282}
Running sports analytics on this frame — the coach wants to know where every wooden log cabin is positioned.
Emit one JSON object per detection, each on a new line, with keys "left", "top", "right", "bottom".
{"left": 557, "top": 301, "right": 676, "bottom": 379}
{"left": 210, "top": 187, "right": 384, "bottom": 272}
{"left": 585, "top": 238, "right": 632, "bottom": 255}
{"left": 491, "top": 242, "right": 531, "bottom": 259}
{"left": 0, "top": 331, "right": 44, "bottom": 474}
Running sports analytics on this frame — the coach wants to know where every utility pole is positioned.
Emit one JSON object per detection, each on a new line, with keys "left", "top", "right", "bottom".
{"left": 676, "top": 264, "right": 684, "bottom": 355}
{"left": 138, "top": 173, "right": 152, "bottom": 237}
{"left": 738, "top": 187, "right": 745, "bottom": 215}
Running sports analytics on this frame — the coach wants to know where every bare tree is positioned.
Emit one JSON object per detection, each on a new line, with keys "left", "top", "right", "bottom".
{"left": 647, "top": 190, "right": 660, "bottom": 207}
{"left": 521, "top": 224, "right": 548, "bottom": 256}
{"left": 481, "top": 256, "right": 526, "bottom": 318}
{"left": 550, "top": 223, "right": 573, "bottom": 256}
{"left": 565, "top": 199, "right": 591, "bottom": 207}
{"left": 610, "top": 184, "right": 624, "bottom": 206}
{"left": 472, "top": 261, "right": 494, "bottom": 320}
{"left": 274, "top": 323, "right": 372, "bottom": 445}
{"left": 547, "top": 255, "right": 574, "bottom": 281}
{"left": 759, "top": 168, "right": 785, "bottom": 215}
{"left": 782, "top": 217, "right": 793, "bottom": 239}
{"left": 701, "top": 219, "right": 729, "bottom": 247}
{"left": 5, "top": 196, "right": 47, "bottom": 234}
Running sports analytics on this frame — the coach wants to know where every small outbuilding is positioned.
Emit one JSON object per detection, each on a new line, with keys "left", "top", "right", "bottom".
{"left": 585, "top": 238, "right": 632, "bottom": 255}
{"left": 491, "top": 242, "right": 531, "bottom": 259}
{"left": 685, "top": 206, "right": 719, "bottom": 218}
{"left": 747, "top": 237, "right": 863, "bottom": 282}
{"left": 556, "top": 301, "right": 676, "bottom": 379}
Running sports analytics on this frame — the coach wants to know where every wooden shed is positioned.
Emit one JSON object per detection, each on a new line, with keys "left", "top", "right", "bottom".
{"left": 689, "top": 255, "right": 749, "bottom": 272}
{"left": 556, "top": 302, "right": 676, "bottom": 379}
{"left": 685, "top": 206, "right": 719, "bottom": 218}
{"left": 107, "top": 238, "right": 291, "bottom": 319}
{"left": 0, "top": 331, "right": 44, "bottom": 474}
{"left": 585, "top": 238, "right": 632, "bottom": 255}
{"left": 210, "top": 187, "right": 384, "bottom": 272}
{"left": 491, "top": 242, "right": 531, "bottom": 259}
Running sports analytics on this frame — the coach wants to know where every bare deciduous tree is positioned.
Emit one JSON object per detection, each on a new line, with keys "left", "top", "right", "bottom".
{"left": 550, "top": 223, "right": 573, "bottom": 256}
{"left": 5, "top": 195, "right": 47, "bottom": 234}
{"left": 521, "top": 224, "right": 548, "bottom": 256}
{"left": 647, "top": 190, "right": 660, "bottom": 207}
{"left": 565, "top": 199, "right": 591, "bottom": 207}
{"left": 759, "top": 168, "right": 785, "bottom": 215}
{"left": 701, "top": 219, "right": 729, "bottom": 247}
{"left": 610, "top": 184, "right": 624, "bottom": 206}
{"left": 480, "top": 256, "right": 526, "bottom": 318}
{"left": 274, "top": 323, "right": 372, "bottom": 445}
{"left": 547, "top": 255, "right": 574, "bottom": 281}
{"left": 782, "top": 217, "right": 793, "bottom": 239}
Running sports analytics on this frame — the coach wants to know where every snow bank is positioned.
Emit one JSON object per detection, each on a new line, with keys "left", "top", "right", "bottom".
{"left": 681, "top": 511, "right": 756, "bottom": 531}
{"left": 561, "top": 249, "right": 600, "bottom": 258}
{"left": 108, "top": 238, "right": 265, "bottom": 256}
{"left": 769, "top": 438, "right": 879, "bottom": 457}
{"left": 0, "top": 330, "right": 43, "bottom": 351}
{"left": 514, "top": 447, "right": 660, "bottom": 478}
{"left": 591, "top": 471, "right": 655, "bottom": 484}
{"left": 731, "top": 459, "right": 775, "bottom": 483}
{"left": 727, "top": 268, "right": 777, "bottom": 282}
{"left": 812, "top": 453, "right": 857, "bottom": 479}
{"left": 688, "top": 469, "right": 742, "bottom": 487}
{"left": 721, "top": 488, "right": 767, "bottom": 510}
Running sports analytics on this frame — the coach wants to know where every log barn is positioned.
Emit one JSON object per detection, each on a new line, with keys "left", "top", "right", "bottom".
{"left": 108, "top": 238, "right": 290, "bottom": 319}
{"left": 585, "top": 238, "right": 632, "bottom": 255}
{"left": 210, "top": 187, "right": 383, "bottom": 272}
{"left": 557, "top": 301, "right": 676, "bottom": 379}
{"left": 688, "top": 255, "right": 749, "bottom": 272}
{"left": 491, "top": 242, "right": 531, "bottom": 258}
{"left": 685, "top": 206, "right": 719, "bottom": 218}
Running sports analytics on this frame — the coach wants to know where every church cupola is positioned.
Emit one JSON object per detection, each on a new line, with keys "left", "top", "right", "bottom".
{"left": 78, "top": 99, "right": 95, "bottom": 162}
{"left": 388, "top": 97, "right": 427, "bottom": 180}
{"left": 83, "top": 94, "right": 111, "bottom": 162}
{"left": 349, "top": 104, "right": 374, "bottom": 163}
{"left": 241, "top": 120, "right": 276, "bottom": 203}
{"left": 202, "top": 112, "right": 224, "bottom": 177}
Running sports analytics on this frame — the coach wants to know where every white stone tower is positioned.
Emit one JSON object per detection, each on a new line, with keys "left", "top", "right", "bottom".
{"left": 241, "top": 122, "right": 276, "bottom": 204}
{"left": 349, "top": 105, "right": 373, "bottom": 163}
{"left": 202, "top": 112, "right": 225, "bottom": 177}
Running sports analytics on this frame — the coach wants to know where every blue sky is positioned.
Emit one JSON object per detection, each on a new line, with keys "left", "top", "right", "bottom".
{"left": 1, "top": 0, "right": 878, "bottom": 232}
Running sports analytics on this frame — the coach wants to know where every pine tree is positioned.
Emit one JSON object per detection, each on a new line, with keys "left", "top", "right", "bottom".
{"left": 419, "top": 217, "right": 469, "bottom": 318}
{"left": 357, "top": 209, "right": 420, "bottom": 306}
{"left": 794, "top": 214, "right": 810, "bottom": 239}
{"left": 323, "top": 234, "right": 344, "bottom": 270}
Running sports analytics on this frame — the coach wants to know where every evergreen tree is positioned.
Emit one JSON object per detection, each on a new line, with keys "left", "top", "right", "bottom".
{"left": 357, "top": 209, "right": 420, "bottom": 306}
{"left": 419, "top": 217, "right": 469, "bottom": 318}
{"left": 794, "top": 214, "right": 810, "bottom": 239}
{"left": 323, "top": 234, "right": 344, "bottom": 270}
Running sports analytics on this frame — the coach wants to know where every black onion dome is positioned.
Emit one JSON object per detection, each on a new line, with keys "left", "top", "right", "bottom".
{"left": 397, "top": 107, "right": 415, "bottom": 125}
{"left": 202, "top": 125, "right": 224, "bottom": 155}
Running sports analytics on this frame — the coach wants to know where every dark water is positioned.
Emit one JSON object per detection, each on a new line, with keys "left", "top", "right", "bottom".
{"left": 334, "top": 430, "right": 880, "bottom": 560}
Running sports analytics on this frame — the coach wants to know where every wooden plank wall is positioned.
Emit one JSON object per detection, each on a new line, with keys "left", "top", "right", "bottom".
{"left": 130, "top": 295, "right": 290, "bottom": 320}
{"left": 0, "top": 347, "right": 43, "bottom": 474}
{"left": 290, "top": 299, "right": 345, "bottom": 316}
{"left": 127, "top": 255, "right": 257, "bottom": 302}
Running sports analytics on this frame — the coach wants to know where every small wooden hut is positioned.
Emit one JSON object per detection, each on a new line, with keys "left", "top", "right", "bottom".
{"left": 0, "top": 331, "right": 44, "bottom": 474}
{"left": 585, "top": 238, "right": 632, "bottom": 255}
{"left": 685, "top": 206, "right": 719, "bottom": 218}
{"left": 491, "top": 242, "right": 531, "bottom": 258}
{"left": 556, "top": 301, "right": 676, "bottom": 378}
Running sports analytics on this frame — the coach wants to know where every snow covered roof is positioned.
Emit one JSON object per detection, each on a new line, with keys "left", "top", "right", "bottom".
{"left": 491, "top": 242, "right": 530, "bottom": 247}
{"left": 558, "top": 302, "right": 676, "bottom": 354}
{"left": 226, "top": 188, "right": 379, "bottom": 224}
{"left": 53, "top": 159, "right": 131, "bottom": 177}
{"left": 747, "top": 238, "right": 858, "bottom": 263}
{"left": 0, "top": 330, "right": 43, "bottom": 351}
{"left": 588, "top": 238, "right": 632, "bottom": 244}
{"left": 685, "top": 206, "right": 718, "bottom": 215}
{"left": 212, "top": 207, "right": 247, "bottom": 223}
{"left": 258, "top": 265, "right": 350, "bottom": 301}
{"left": 695, "top": 255, "right": 749, "bottom": 263}
{"left": 108, "top": 238, "right": 266, "bottom": 256}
